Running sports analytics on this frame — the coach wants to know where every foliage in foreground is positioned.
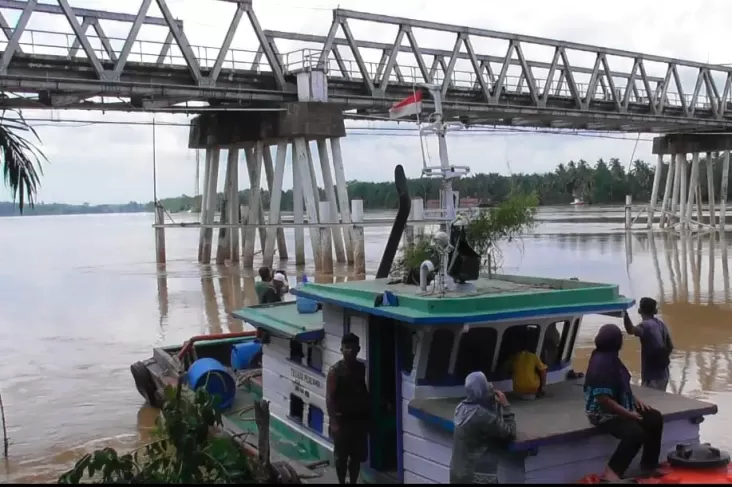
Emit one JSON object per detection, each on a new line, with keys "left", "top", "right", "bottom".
{"left": 58, "top": 385, "right": 256, "bottom": 484}
{"left": 394, "top": 191, "right": 538, "bottom": 277}
{"left": 0, "top": 102, "right": 46, "bottom": 213}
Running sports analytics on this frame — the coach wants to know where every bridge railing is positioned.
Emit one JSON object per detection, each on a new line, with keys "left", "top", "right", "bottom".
{"left": 280, "top": 48, "right": 713, "bottom": 112}
{"left": 1, "top": 28, "right": 265, "bottom": 74}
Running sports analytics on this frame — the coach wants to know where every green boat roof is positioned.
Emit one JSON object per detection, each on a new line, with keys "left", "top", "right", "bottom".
{"left": 232, "top": 301, "right": 324, "bottom": 341}
{"left": 288, "top": 274, "right": 634, "bottom": 325}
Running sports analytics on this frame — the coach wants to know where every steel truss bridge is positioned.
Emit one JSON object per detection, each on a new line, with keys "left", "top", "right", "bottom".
{"left": 0, "top": 0, "right": 731, "bottom": 132}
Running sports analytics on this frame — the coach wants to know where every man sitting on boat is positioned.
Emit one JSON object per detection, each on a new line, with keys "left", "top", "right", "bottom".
{"left": 622, "top": 297, "right": 674, "bottom": 391}
{"left": 450, "top": 371, "right": 517, "bottom": 484}
{"left": 585, "top": 324, "right": 663, "bottom": 482}
{"left": 255, "top": 266, "right": 280, "bottom": 304}
{"left": 326, "top": 333, "right": 370, "bottom": 485}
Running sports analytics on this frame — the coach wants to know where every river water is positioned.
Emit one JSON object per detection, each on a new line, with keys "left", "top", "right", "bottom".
{"left": 1, "top": 206, "right": 732, "bottom": 482}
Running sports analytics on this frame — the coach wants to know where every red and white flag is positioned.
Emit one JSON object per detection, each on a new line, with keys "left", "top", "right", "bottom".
{"left": 388, "top": 91, "right": 423, "bottom": 119}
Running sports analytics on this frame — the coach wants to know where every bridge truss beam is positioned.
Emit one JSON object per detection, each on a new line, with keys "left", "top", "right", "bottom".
{"left": 0, "top": 1, "right": 730, "bottom": 132}
{"left": 262, "top": 8, "right": 732, "bottom": 131}
{"left": 0, "top": 0, "right": 285, "bottom": 110}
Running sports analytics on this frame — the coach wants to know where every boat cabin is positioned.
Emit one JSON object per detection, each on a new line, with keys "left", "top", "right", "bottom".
{"left": 233, "top": 274, "right": 718, "bottom": 484}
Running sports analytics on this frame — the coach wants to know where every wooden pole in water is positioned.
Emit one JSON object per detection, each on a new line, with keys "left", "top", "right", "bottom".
{"left": 624, "top": 195, "right": 632, "bottom": 230}
{"left": 155, "top": 204, "right": 166, "bottom": 264}
{"left": 351, "top": 199, "right": 366, "bottom": 275}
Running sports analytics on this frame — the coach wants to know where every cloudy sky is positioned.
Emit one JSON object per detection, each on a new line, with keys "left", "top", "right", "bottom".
{"left": 1, "top": 0, "right": 730, "bottom": 205}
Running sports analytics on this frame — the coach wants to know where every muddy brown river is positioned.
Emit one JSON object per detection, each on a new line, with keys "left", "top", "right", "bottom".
{"left": 1, "top": 207, "right": 731, "bottom": 482}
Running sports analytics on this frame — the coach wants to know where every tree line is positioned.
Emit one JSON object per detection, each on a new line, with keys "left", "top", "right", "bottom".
{"left": 4, "top": 155, "right": 728, "bottom": 216}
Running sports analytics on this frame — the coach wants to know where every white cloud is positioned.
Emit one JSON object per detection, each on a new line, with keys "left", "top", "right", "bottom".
{"left": 0, "top": 0, "right": 721, "bottom": 204}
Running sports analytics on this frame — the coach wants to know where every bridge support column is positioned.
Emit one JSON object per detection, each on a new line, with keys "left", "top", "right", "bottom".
{"left": 216, "top": 149, "right": 240, "bottom": 264}
{"left": 647, "top": 154, "right": 663, "bottom": 229}
{"left": 652, "top": 134, "right": 732, "bottom": 233}
{"left": 189, "top": 101, "right": 346, "bottom": 270}
{"left": 659, "top": 157, "right": 674, "bottom": 229}
{"left": 198, "top": 147, "right": 220, "bottom": 264}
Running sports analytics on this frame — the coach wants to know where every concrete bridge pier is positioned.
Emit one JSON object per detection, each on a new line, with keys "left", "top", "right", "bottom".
{"left": 189, "top": 100, "right": 352, "bottom": 272}
{"left": 651, "top": 134, "right": 732, "bottom": 233}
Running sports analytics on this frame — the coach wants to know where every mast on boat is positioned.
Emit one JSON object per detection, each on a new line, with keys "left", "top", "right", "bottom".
{"left": 417, "top": 84, "right": 471, "bottom": 226}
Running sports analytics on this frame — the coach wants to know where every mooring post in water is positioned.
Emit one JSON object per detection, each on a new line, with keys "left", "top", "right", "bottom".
{"left": 155, "top": 203, "right": 166, "bottom": 264}
{"left": 351, "top": 199, "right": 366, "bottom": 275}
{"left": 625, "top": 195, "right": 632, "bottom": 230}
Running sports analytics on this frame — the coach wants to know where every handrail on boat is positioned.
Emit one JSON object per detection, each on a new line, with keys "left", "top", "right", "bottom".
{"left": 177, "top": 331, "right": 258, "bottom": 360}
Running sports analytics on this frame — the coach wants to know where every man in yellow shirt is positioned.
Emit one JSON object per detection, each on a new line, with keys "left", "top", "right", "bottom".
{"left": 510, "top": 333, "right": 548, "bottom": 400}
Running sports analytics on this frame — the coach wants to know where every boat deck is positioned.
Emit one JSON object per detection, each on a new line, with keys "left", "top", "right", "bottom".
{"left": 408, "top": 379, "right": 718, "bottom": 452}
{"left": 289, "top": 274, "right": 633, "bottom": 324}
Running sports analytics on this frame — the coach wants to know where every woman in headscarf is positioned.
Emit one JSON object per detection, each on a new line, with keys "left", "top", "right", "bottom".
{"left": 449, "top": 371, "right": 517, "bottom": 484}
{"left": 584, "top": 324, "right": 664, "bottom": 481}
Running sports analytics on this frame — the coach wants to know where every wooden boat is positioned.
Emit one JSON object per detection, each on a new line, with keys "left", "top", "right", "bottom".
{"left": 131, "top": 268, "right": 723, "bottom": 483}
{"left": 131, "top": 88, "right": 722, "bottom": 483}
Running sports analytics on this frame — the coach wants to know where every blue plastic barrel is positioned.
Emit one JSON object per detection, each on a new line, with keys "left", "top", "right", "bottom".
{"left": 230, "top": 341, "right": 262, "bottom": 371}
{"left": 186, "top": 357, "right": 236, "bottom": 410}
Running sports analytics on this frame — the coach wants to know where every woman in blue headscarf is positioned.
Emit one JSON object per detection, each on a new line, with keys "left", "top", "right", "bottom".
{"left": 449, "top": 371, "right": 517, "bottom": 484}
{"left": 584, "top": 324, "right": 663, "bottom": 481}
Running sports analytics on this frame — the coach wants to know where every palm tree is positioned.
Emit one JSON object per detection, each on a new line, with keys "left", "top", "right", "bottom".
{"left": 0, "top": 105, "right": 45, "bottom": 213}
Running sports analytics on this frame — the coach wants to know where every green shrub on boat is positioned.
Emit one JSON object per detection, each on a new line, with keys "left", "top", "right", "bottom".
{"left": 58, "top": 384, "right": 259, "bottom": 484}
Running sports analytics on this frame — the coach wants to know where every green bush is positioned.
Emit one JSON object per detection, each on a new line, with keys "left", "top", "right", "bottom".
{"left": 58, "top": 385, "right": 256, "bottom": 484}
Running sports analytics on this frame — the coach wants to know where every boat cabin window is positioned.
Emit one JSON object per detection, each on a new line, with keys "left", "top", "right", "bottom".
{"left": 307, "top": 345, "right": 323, "bottom": 371}
{"left": 496, "top": 324, "right": 541, "bottom": 378}
{"left": 424, "top": 328, "right": 455, "bottom": 382}
{"left": 290, "top": 339, "right": 323, "bottom": 373}
{"left": 289, "top": 394, "right": 304, "bottom": 422}
{"left": 308, "top": 405, "right": 324, "bottom": 434}
{"left": 454, "top": 327, "right": 498, "bottom": 382}
{"left": 562, "top": 319, "right": 581, "bottom": 363}
{"left": 541, "top": 320, "right": 569, "bottom": 367}
{"left": 290, "top": 340, "right": 305, "bottom": 363}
